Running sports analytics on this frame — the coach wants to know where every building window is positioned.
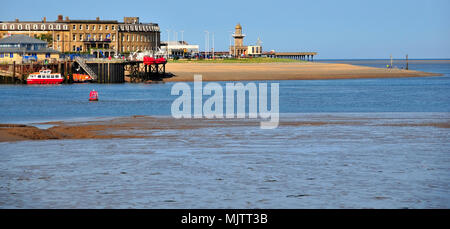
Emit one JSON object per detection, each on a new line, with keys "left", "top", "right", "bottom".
{"left": 79, "top": 34, "right": 83, "bottom": 41}
{"left": 73, "top": 25, "right": 76, "bottom": 30}
{"left": 10, "top": 24, "right": 14, "bottom": 30}
{"left": 93, "top": 25, "right": 96, "bottom": 30}
{"left": 41, "top": 24, "right": 45, "bottom": 30}
{"left": 86, "top": 25, "right": 89, "bottom": 30}
{"left": 18, "top": 24, "right": 23, "bottom": 30}
{"left": 25, "top": 24, "right": 30, "bottom": 30}
{"left": 57, "top": 34, "right": 60, "bottom": 41}
{"left": 73, "top": 45, "right": 76, "bottom": 52}
{"left": 33, "top": 24, "right": 38, "bottom": 30}
{"left": 63, "top": 25, "right": 68, "bottom": 30}
{"left": 112, "top": 25, "right": 115, "bottom": 30}
{"left": 2, "top": 24, "right": 7, "bottom": 30}
{"left": 49, "top": 24, "right": 54, "bottom": 30}
{"left": 73, "top": 34, "right": 76, "bottom": 41}
{"left": 99, "top": 25, "right": 102, "bottom": 30}
{"left": 79, "top": 25, "right": 82, "bottom": 30}
{"left": 127, "top": 35, "right": 129, "bottom": 41}
{"left": 105, "top": 25, "right": 108, "bottom": 30}
{"left": 112, "top": 34, "right": 116, "bottom": 41}
{"left": 56, "top": 24, "right": 61, "bottom": 30}
{"left": 99, "top": 34, "right": 102, "bottom": 40}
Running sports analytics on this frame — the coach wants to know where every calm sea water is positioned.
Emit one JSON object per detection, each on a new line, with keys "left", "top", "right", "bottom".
{"left": 0, "top": 60, "right": 449, "bottom": 208}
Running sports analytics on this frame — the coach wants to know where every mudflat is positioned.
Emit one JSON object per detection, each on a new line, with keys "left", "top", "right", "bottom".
{"left": 1, "top": 115, "right": 448, "bottom": 142}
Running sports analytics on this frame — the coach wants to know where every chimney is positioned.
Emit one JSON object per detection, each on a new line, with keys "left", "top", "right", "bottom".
{"left": 65, "top": 16, "right": 69, "bottom": 21}
{"left": 15, "top": 18, "right": 19, "bottom": 22}
{"left": 57, "top": 15, "right": 63, "bottom": 22}
{"left": 42, "top": 17, "right": 46, "bottom": 22}
{"left": 96, "top": 17, "right": 100, "bottom": 21}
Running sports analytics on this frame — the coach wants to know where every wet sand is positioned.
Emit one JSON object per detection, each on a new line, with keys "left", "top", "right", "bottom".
{"left": 163, "top": 62, "right": 442, "bottom": 82}
{"left": 0, "top": 115, "right": 449, "bottom": 142}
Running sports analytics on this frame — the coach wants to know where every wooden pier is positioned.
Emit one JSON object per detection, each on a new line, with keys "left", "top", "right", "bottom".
{"left": 0, "top": 59, "right": 167, "bottom": 84}
{"left": 265, "top": 52, "right": 318, "bottom": 61}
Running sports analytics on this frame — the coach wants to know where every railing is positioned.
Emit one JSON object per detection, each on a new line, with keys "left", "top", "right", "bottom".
{"left": 74, "top": 56, "right": 98, "bottom": 80}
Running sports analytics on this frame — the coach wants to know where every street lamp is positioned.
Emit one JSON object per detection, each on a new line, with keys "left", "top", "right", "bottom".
{"left": 204, "top": 30, "right": 209, "bottom": 59}
{"left": 212, "top": 32, "right": 214, "bottom": 59}
{"left": 166, "top": 29, "right": 170, "bottom": 58}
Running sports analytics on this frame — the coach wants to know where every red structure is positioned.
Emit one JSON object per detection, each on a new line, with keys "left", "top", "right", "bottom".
{"left": 89, "top": 90, "right": 98, "bottom": 101}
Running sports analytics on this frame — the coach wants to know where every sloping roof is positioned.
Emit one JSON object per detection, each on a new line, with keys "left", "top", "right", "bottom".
{"left": 0, "top": 34, "right": 47, "bottom": 44}
{"left": 0, "top": 47, "right": 59, "bottom": 54}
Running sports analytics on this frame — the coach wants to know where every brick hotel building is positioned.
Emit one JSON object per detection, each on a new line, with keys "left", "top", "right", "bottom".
{"left": 0, "top": 15, "right": 160, "bottom": 56}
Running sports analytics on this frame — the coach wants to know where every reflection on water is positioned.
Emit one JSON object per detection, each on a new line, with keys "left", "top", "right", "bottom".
{"left": 0, "top": 113, "right": 448, "bottom": 208}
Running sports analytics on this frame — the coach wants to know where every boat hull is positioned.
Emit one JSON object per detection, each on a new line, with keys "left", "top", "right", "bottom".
{"left": 27, "top": 79, "right": 64, "bottom": 84}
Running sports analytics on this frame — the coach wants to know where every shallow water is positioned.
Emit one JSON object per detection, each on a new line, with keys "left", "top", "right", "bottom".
{"left": 0, "top": 60, "right": 449, "bottom": 208}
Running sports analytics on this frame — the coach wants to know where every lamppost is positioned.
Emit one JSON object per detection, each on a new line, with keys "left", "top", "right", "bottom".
{"left": 166, "top": 29, "right": 170, "bottom": 59}
{"left": 204, "top": 30, "right": 209, "bottom": 59}
{"left": 228, "top": 31, "right": 233, "bottom": 57}
{"left": 180, "top": 30, "right": 184, "bottom": 44}
{"left": 212, "top": 32, "right": 215, "bottom": 59}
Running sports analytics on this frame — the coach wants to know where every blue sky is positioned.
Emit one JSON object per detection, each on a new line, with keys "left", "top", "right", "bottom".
{"left": 1, "top": 0, "right": 449, "bottom": 59}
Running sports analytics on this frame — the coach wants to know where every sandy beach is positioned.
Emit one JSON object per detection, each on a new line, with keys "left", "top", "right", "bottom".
{"left": 163, "top": 62, "right": 442, "bottom": 82}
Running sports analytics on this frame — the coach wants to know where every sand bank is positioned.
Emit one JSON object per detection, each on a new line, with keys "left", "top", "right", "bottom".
{"left": 0, "top": 115, "right": 449, "bottom": 142}
{"left": 163, "top": 62, "right": 441, "bottom": 82}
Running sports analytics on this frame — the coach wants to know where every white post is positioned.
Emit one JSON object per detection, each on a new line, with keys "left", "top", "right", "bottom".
{"left": 180, "top": 30, "right": 184, "bottom": 44}
{"left": 166, "top": 29, "right": 170, "bottom": 58}
{"left": 204, "top": 30, "right": 209, "bottom": 59}
{"left": 212, "top": 32, "right": 215, "bottom": 59}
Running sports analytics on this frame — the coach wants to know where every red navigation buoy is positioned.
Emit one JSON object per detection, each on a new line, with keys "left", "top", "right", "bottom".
{"left": 89, "top": 89, "right": 98, "bottom": 101}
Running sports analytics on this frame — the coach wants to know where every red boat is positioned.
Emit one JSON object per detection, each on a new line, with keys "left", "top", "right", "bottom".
{"left": 27, "top": 69, "right": 63, "bottom": 84}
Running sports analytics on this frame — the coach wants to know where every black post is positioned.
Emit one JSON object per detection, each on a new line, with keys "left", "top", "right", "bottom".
{"left": 406, "top": 54, "right": 409, "bottom": 70}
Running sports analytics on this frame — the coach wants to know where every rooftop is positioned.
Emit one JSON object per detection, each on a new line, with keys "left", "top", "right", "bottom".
{"left": 0, "top": 35, "right": 47, "bottom": 44}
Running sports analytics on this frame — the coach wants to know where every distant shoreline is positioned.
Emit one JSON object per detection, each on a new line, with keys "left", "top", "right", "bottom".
{"left": 162, "top": 62, "right": 442, "bottom": 82}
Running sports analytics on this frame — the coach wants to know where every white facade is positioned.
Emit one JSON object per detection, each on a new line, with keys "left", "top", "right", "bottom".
{"left": 161, "top": 41, "right": 199, "bottom": 57}
{"left": 247, "top": 45, "right": 262, "bottom": 56}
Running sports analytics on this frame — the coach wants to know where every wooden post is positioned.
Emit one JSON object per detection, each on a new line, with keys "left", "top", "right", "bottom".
{"left": 406, "top": 54, "right": 409, "bottom": 70}
{"left": 20, "top": 64, "right": 24, "bottom": 83}
{"left": 98, "top": 63, "right": 101, "bottom": 83}
{"left": 12, "top": 61, "right": 16, "bottom": 84}
{"left": 108, "top": 63, "right": 110, "bottom": 83}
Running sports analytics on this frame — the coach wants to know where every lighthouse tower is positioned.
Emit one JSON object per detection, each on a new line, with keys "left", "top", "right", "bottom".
{"left": 233, "top": 23, "right": 245, "bottom": 47}
{"left": 230, "top": 23, "right": 247, "bottom": 57}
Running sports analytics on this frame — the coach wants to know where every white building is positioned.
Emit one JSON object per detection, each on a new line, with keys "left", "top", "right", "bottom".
{"left": 160, "top": 41, "right": 199, "bottom": 58}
